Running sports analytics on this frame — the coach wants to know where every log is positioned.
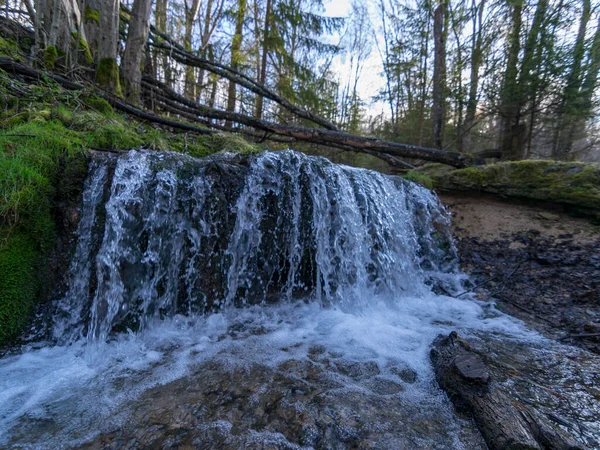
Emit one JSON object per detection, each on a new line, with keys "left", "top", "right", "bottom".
{"left": 141, "top": 77, "right": 468, "bottom": 167}
{"left": 0, "top": 56, "right": 469, "bottom": 167}
{"left": 0, "top": 57, "right": 213, "bottom": 135}
{"left": 120, "top": 3, "right": 338, "bottom": 132}
{"left": 430, "top": 332, "right": 584, "bottom": 450}
{"left": 143, "top": 80, "right": 414, "bottom": 168}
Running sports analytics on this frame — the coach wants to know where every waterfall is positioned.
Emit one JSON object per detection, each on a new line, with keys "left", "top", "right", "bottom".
{"left": 2, "top": 149, "right": 547, "bottom": 450}
{"left": 52, "top": 149, "right": 456, "bottom": 343}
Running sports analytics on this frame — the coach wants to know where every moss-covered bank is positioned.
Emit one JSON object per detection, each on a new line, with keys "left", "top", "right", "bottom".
{"left": 412, "top": 160, "right": 600, "bottom": 220}
{"left": 0, "top": 72, "right": 262, "bottom": 346}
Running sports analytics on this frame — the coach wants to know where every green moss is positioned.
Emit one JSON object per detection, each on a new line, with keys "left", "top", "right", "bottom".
{"left": 403, "top": 172, "right": 434, "bottom": 190}
{"left": 82, "top": 95, "right": 113, "bottom": 114}
{"left": 71, "top": 33, "right": 94, "bottom": 65}
{"left": 0, "top": 230, "right": 38, "bottom": 344}
{"left": 206, "top": 133, "right": 261, "bottom": 155}
{"left": 85, "top": 6, "right": 100, "bottom": 24}
{"left": 0, "top": 77, "right": 270, "bottom": 345}
{"left": 0, "top": 36, "right": 22, "bottom": 60}
{"left": 96, "top": 58, "right": 123, "bottom": 97}
{"left": 414, "top": 160, "right": 600, "bottom": 219}
{"left": 43, "top": 46, "right": 58, "bottom": 70}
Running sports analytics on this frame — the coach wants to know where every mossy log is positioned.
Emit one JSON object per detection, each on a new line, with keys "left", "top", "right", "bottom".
{"left": 430, "top": 332, "right": 583, "bottom": 450}
{"left": 413, "top": 161, "right": 600, "bottom": 219}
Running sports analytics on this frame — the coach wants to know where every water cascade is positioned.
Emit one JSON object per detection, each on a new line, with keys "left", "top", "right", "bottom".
{"left": 53, "top": 150, "right": 457, "bottom": 344}
{"left": 0, "top": 150, "right": 540, "bottom": 449}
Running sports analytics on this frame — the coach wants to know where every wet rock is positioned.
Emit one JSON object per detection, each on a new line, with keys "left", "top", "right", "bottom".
{"left": 334, "top": 360, "right": 380, "bottom": 379}
{"left": 368, "top": 377, "right": 405, "bottom": 395}
{"left": 454, "top": 352, "right": 489, "bottom": 383}
{"left": 388, "top": 365, "right": 418, "bottom": 384}
{"left": 456, "top": 232, "right": 600, "bottom": 354}
{"left": 431, "top": 332, "right": 584, "bottom": 450}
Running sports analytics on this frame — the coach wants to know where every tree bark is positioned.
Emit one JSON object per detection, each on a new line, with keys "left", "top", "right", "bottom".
{"left": 85, "top": 0, "right": 121, "bottom": 94}
{"left": 432, "top": 0, "right": 447, "bottom": 149}
{"left": 121, "top": 0, "right": 153, "bottom": 103}
{"left": 254, "top": 0, "right": 272, "bottom": 119}
{"left": 37, "top": 0, "right": 84, "bottom": 63}
{"left": 225, "top": 0, "right": 247, "bottom": 129}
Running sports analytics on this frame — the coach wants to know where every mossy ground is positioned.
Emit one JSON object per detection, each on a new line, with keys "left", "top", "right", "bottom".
{"left": 0, "top": 70, "right": 262, "bottom": 346}
{"left": 412, "top": 161, "right": 600, "bottom": 219}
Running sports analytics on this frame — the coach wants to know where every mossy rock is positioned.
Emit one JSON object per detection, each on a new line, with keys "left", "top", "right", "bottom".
{"left": 403, "top": 172, "right": 433, "bottom": 190}
{"left": 413, "top": 160, "right": 600, "bottom": 219}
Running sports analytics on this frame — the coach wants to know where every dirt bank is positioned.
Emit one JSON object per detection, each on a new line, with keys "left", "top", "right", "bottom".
{"left": 440, "top": 192, "right": 600, "bottom": 354}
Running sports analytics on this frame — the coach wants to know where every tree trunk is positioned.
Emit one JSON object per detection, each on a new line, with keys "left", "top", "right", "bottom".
{"left": 462, "top": 0, "right": 485, "bottom": 153}
{"left": 553, "top": 0, "right": 591, "bottom": 159}
{"left": 254, "top": 0, "right": 271, "bottom": 119}
{"left": 225, "top": 0, "right": 247, "bottom": 129}
{"left": 561, "top": 17, "right": 600, "bottom": 159}
{"left": 153, "top": 0, "right": 170, "bottom": 83}
{"left": 36, "top": 0, "right": 84, "bottom": 64}
{"left": 184, "top": 0, "right": 202, "bottom": 98}
{"left": 85, "top": 0, "right": 121, "bottom": 94}
{"left": 122, "top": 0, "right": 153, "bottom": 103}
{"left": 498, "top": 0, "right": 522, "bottom": 160}
{"left": 432, "top": 0, "right": 447, "bottom": 149}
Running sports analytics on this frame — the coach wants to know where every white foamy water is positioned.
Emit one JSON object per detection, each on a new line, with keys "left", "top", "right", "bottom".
{"left": 0, "top": 296, "right": 536, "bottom": 448}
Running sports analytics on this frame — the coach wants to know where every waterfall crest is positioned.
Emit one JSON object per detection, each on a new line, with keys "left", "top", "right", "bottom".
{"left": 53, "top": 150, "right": 456, "bottom": 343}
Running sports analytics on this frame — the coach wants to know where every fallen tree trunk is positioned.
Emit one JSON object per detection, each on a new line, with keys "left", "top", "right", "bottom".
{"left": 143, "top": 80, "right": 414, "bottom": 169}
{"left": 0, "top": 56, "right": 469, "bottom": 167}
{"left": 0, "top": 57, "right": 213, "bottom": 135}
{"left": 141, "top": 77, "right": 468, "bottom": 167}
{"left": 430, "top": 332, "right": 583, "bottom": 450}
{"left": 120, "top": 4, "right": 338, "bottom": 132}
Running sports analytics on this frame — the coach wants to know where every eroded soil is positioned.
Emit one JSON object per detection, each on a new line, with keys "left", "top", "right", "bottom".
{"left": 440, "top": 192, "right": 600, "bottom": 354}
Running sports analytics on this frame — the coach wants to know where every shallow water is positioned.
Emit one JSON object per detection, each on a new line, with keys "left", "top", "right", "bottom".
{"left": 1, "top": 297, "right": 536, "bottom": 449}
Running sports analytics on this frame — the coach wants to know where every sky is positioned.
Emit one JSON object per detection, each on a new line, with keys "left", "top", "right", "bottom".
{"left": 324, "top": 0, "right": 388, "bottom": 118}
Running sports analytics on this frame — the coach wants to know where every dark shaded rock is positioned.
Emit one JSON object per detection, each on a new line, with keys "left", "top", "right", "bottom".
{"left": 431, "top": 332, "right": 584, "bottom": 450}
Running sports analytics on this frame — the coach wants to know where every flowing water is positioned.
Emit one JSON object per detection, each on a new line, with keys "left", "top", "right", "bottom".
{"left": 0, "top": 150, "right": 597, "bottom": 449}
